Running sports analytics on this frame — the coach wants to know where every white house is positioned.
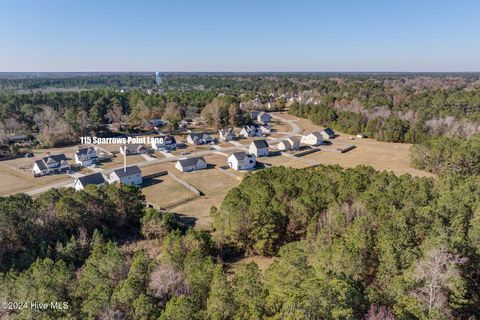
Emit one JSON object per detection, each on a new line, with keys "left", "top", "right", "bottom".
{"left": 120, "top": 144, "right": 149, "bottom": 155}
{"left": 286, "top": 136, "right": 301, "bottom": 150}
{"left": 301, "top": 131, "right": 323, "bottom": 146}
{"left": 175, "top": 157, "right": 208, "bottom": 172}
{"left": 218, "top": 128, "right": 236, "bottom": 141}
{"left": 249, "top": 140, "right": 269, "bottom": 157}
{"left": 259, "top": 124, "right": 272, "bottom": 134}
{"left": 32, "top": 154, "right": 71, "bottom": 177}
{"left": 75, "top": 147, "right": 98, "bottom": 167}
{"left": 187, "top": 132, "right": 214, "bottom": 145}
{"left": 151, "top": 135, "right": 177, "bottom": 151}
{"left": 257, "top": 112, "right": 272, "bottom": 124}
{"left": 321, "top": 128, "right": 336, "bottom": 139}
{"left": 239, "top": 125, "right": 261, "bottom": 138}
{"left": 109, "top": 165, "right": 142, "bottom": 186}
{"left": 74, "top": 172, "right": 106, "bottom": 191}
{"left": 277, "top": 140, "right": 292, "bottom": 151}
{"left": 228, "top": 152, "right": 256, "bottom": 171}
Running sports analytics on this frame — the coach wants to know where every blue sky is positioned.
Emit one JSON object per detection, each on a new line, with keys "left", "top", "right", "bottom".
{"left": 0, "top": 0, "right": 479, "bottom": 72}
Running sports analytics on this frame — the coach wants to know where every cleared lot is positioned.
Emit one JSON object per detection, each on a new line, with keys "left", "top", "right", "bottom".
{"left": 274, "top": 113, "right": 434, "bottom": 177}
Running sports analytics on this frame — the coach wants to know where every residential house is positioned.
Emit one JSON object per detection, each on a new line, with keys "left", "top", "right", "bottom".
{"left": 277, "top": 136, "right": 301, "bottom": 151}
{"left": 175, "top": 157, "right": 208, "bottom": 172}
{"left": 74, "top": 172, "right": 106, "bottom": 191}
{"left": 287, "top": 136, "right": 301, "bottom": 150}
{"left": 32, "top": 154, "right": 71, "bottom": 177}
{"left": 218, "top": 128, "right": 236, "bottom": 141}
{"left": 74, "top": 147, "right": 98, "bottom": 167}
{"left": 120, "top": 144, "right": 148, "bottom": 155}
{"left": 321, "top": 128, "right": 336, "bottom": 139}
{"left": 187, "top": 132, "right": 214, "bottom": 145}
{"left": 228, "top": 152, "right": 256, "bottom": 171}
{"left": 250, "top": 110, "right": 259, "bottom": 120}
{"left": 151, "top": 135, "right": 177, "bottom": 151}
{"left": 249, "top": 140, "right": 269, "bottom": 157}
{"left": 276, "top": 140, "right": 292, "bottom": 151}
{"left": 239, "top": 125, "right": 261, "bottom": 138}
{"left": 257, "top": 111, "right": 272, "bottom": 124}
{"left": 301, "top": 131, "right": 323, "bottom": 146}
{"left": 109, "top": 165, "right": 142, "bottom": 186}
{"left": 259, "top": 124, "right": 272, "bottom": 134}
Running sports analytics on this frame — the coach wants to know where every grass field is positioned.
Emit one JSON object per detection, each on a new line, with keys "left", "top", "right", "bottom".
{"left": 275, "top": 113, "right": 434, "bottom": 177}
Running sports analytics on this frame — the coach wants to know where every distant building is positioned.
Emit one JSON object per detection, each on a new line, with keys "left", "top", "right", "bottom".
{"left": 120, "top": 144, "right": 148, "bottom": 156}
{"left": 155, "top": 72, "right": 161, "bottom": 86}
{"left": 249, "top": 140, "right": 269, "bottom": 157}
{"left": 218, "top": 128, "right": 237, "bottom": 141}
{"left": 239, "top": 125, "right": 261, "bottom": 138}
{"left": 187, "top": 133, "right": 214, "bottom": 145}
{"left": 151, "top": 135, "right": 177, "bottom": 151}
{"left": 259, "top": 124, "right": 272, "bottom": 134}
{"left": 228, "top": 152, "right": 256, "bottom": 171}
{"left": 301, "top": 131, "right": 323, "bottom": 146}
{"left": 175, "top": 157, "right": 208, "bottom": 172}
{"left": 74, "top": 147, "right": 98, "bottom": 167}
{"left": 257, "top": 112, "right": 272, "bottom": 124}
{"left": 32, "top": 154, "right": 71, "bottom": 177}
{"left": 74, "top": 172, "right": 106, "bottom": 191}
{"left": 109, "top": 165, "right": 142, "bottom": 186}
{"left": 321, "top": 128, "right": 336, "bottom": 139}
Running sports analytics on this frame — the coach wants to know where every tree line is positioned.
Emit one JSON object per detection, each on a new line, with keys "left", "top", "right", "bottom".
{"left": 1, "top": 165, "right": 480, "bottom": 319}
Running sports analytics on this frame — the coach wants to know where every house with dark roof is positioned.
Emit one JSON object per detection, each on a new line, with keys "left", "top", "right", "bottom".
{"left": 259, "top": 124, "right": 272, "bottom": 134}
{"left": 151, "top": 135, "right": 177, "bottom": 151}
{"left": 75, "top": 147, "right": 98, "bottom": 167}
{"left": 249, "top": 140, "right": 269, "bottom": 157}
{"left": 301, "top": 131, "right": 323, "bottom": 146}
{"left": 239, "top": 125, "right": 261, "bottom": 138}
{"left": 109, "top": 165, "right": 142, "bottom": 186}
{"left": 74, "top": 172, "right": 106, "bottom": 191}
{"left": 32, "top": 154, "right": 71, "bottom": 177}
{"left": 257, "top": 111, "right": 272, "bottom": 124}
{"left": 187, "top": 132, "right": 214, "bottom": 145}
{"left": 227, "top": 152, "right": 256, "bottom": 171}
{"left": 218, "top": 128, "right": 236, "bottom": 141}
{"left": 321, "top": 128, "right": 336, "bottom": 139}
{"left": 175, "top": 157, "right": 208, "bottom": 172}
{"left": 120, "top": 144, "right": 149, "bottom": 156}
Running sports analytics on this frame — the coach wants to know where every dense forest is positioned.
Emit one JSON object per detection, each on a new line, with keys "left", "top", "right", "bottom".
{"left": 1, "top": 165, "right": 480, "bottom": 319}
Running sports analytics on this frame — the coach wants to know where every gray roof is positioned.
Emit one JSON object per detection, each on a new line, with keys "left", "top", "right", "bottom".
{"left": 43, "top": 154, "right": 67, "bottom": 163}
{"left": 124, "top": 144, "right": 146, "bottom": 152}
{"left": 231, "top": 152, "right": 250, "bottom": 161}
{"left": 77, "top": 172, "right": 105, "bottom": 186}
{"left": 34, "top": 159, "right": 47, "bottom": 170}
{"left": 304, "top": 131, "right": 323, "bottom": 138}
{"left": 322, "top": 128, "right": 336, "bottom": 135}
{"left": 112, "top": 165, "right": 141, "bottom": 178}
{"left": 288, "top": 136, "right": 301, "bottom": 144}
{"left": 252, "top": 140, "right": 269, "bottom": 149}
{"left": 280, "top": 140, "right": 292, "bottom": 149}
{"left": 178, "top": 157, "right": 206, "bottom": 167}
{"left": 76, "top": 147, "right": 95, "bottom": 155}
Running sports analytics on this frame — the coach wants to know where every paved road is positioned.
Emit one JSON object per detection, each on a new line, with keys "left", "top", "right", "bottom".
{"left": 20, "top": 114, "right": 296, "bottom": 196}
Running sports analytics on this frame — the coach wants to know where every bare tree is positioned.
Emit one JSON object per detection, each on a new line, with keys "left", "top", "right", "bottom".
{"left": 412, "top": 246, "right": 467, "bottom": 315}
{"left": 148, "top": 263, "right": 189, "bottom": 304}
{"left": 106, "top": 104, "right": 127, "bottom": 131}
{"left": 365, "top": 304, "right": 396, "bottom": 320}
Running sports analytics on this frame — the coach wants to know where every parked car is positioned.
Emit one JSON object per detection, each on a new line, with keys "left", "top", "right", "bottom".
{"left": 181, "top": 151, "right": 190, "bottom": 155}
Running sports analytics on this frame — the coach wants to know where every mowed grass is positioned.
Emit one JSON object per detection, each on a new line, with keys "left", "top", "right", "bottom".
{"left": 275, "top": 113, "right": 434, "bottom": 177}
{"left": 142, "top": 175, "right": 196, "bottom": 209}
{"left": 259, "top": 154, "right": 311, "bottom": 169}
{"left": 0, "top": 157, "right": 72, "bottom": 195}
